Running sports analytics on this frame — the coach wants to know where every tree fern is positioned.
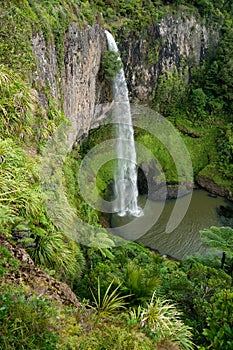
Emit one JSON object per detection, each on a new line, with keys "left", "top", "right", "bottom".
{"left": 200, "top": 226, "right": 233, "bottom": 258}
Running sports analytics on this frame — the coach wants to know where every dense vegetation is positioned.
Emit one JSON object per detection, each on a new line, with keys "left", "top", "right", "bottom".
{"left": 152, "top": 21, "right": 233, "bottom": 192}
{"left": 0, "top": 0, "right": 233, "bottom": 349}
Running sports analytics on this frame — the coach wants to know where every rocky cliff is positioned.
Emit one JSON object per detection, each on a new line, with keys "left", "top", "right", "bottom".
{"left": 32, "top": 14, "right": 219, "bottom": 144}
{"left": 29, "top": 14, "right": 227, "bottom": 199}
{"left": 117, "top": 13, "right": 219, "bottom": 103}
{"left": 33, "top": 23, "right": 106, "bottom": 146}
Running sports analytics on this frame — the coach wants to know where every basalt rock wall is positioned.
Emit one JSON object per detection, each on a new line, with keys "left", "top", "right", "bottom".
{"left": 32, "top": 23, "right": 106, "bottom": 146}
{"left": 117, "top": 14, "right": 219, "bottom": 103}
{"left": 32, "top": 14, "right": 219, "bottom": 145}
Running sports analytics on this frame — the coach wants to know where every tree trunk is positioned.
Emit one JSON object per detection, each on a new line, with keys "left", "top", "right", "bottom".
{"left": 229, "top": 258, "right": 233, "bottom": 277}
{"left": 221, "top": 251, "right": 226, "bottom": 269}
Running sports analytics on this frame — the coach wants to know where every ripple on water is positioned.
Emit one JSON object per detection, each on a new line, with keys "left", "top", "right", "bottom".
{"left": 111, "top": 189, "right": 233, "bottom": 259}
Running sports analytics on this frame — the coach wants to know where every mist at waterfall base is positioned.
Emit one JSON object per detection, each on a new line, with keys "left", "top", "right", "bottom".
{"left": 111, "top": 189, "right": 233, "bottom": 260}
{"left": 105, "top": 30, "right": 142, "bottom": 218}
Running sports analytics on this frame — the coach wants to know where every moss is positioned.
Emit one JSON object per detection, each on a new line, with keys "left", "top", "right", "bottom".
{"left": 182, "top": 135, "right": 209, "bottom": 176}
{"left": 198, "top": 164, "right": 233, "bottom": 193}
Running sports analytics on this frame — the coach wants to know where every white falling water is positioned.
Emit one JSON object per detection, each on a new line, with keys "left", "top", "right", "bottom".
{"left": 105, "top": 30, "right": 142, "bottom": 217}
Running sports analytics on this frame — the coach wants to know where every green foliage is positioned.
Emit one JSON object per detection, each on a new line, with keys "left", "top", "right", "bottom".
{"left": 0, "top": 64, "right": 36, "bottom": 140}
{"left": 158, "top": 258, "right": 232, "bottom": 345}
{"left": 27, "top": 230, "right": 84, "bottom": 280}
{"left": 0, "top": 139, "right": 41, "bottom": 219}
{"left": 0, "top": 0, "right": 85, "bottom": 77}
{"left": 92, "top": 0, "right": 161, "bottom": 32}
{"left": 75, "top": 242, "right": 163, "bottom": 302}
{"left": 77, "top": 320, "right": 155, "bottom": 350}
{"left": 0, "top": 246, "right": 18, "bottom": 277}
{"left": 123, "top": 262, "right": 160, "bottom": 304}
{"left": 140, "top": 292, "right": 194, "bottom": 350}
{"left": 200, "top": 226, "right": 233, "bottom": 259}
{"left": 153, "top": 68, "right": 188, "bottom": 118}
{"left": 182, "top": 135, "right": 209, "bottom": 175}
{"left": 191, "top": 26, "right": 233, "bottom": 120}
{"left": 215, "top": 123, "right": 233, "bottom": 179}
{"left": 0, "top": 285, "right": 59, "bottom": 349}
{"left": 0, "top": 63, "right": 66, "bottom": 146}
{"left": 0, "top": 2, "right": 35, "bottom": 74}
{"left": 136, "top": 131, "right": 178, "bottom": 182}
{"left": 189, "top": 88, "right": 207, "bottom": 120}
{"left": 200, "top": 226, "right": 233, "bottom": 274}
{"left": 101, "top": 50, "right": 123, "bottom": 81}
{"left": 90, "top": 278, "right": 129, "bottom": 316}
{"left": 80, "top": 1, "right": 96, "bottom": 25}
{"left": 0, "top": 206, "right": 18, "bottom": 235}
{"left": 203, "top": 290, "right": 233, "bottom": 349}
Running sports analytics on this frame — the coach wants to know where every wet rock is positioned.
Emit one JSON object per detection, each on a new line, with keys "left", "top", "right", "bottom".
{"left": 138, "top": 160, "right": 193, "bottom": 200}
{"left": 196, "top": 175, "right": 233, "bottom": 201}
{"left": 217, "top": 205, "right": 233, "bottom": 227}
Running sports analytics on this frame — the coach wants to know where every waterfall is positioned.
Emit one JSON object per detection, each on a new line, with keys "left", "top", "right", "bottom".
{"left": 105, "top": 30, "right": 142, "bottom": 217}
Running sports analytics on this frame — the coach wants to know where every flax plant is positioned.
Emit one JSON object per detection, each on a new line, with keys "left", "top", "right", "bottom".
{"left": 90, "top": 278, "right": 130, "bottom": 317}
{"left": 140, "top": 292, "right": 194, "bottom": 350}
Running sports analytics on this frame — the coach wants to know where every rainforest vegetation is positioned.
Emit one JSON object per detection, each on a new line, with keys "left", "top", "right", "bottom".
{"left": 0, "top": 0, "right": 233, "bottom": 349}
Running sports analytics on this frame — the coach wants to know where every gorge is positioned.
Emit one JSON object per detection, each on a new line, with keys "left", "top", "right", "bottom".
{"left": 1, "top": 2, "right": 233, "bottom": 349}
{"left": 29, "top": 8, "right": 232, "bottom": 202}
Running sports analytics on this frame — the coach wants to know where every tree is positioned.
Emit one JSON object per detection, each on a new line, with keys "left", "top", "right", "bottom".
{"left": 101, "top": 51, "right": 123, "bottom": 81}
{"left": 200, "top": 226, "right": 233, "bottom": 273}
{"left": 189, "top": 88, "right": 207, "bottom": 119}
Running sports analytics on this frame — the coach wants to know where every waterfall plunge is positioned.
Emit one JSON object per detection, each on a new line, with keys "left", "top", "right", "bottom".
{"left": 105, "top": 30, "right": 142, "bottom": 217}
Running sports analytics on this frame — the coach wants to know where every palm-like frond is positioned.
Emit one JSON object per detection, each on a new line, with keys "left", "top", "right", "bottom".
{"left": 141, "top": 291, "right": 194, "bottom": 350}
{"left": 28, "top": 230, "right": 82, "bottom": 277}
{"left": 200, "top": 226, "right": 233, "bottom": 258}
{"left": 90, "top": 278, "right": 129, "bottom": 316}
{"left": 0, "top": 139, "right": 41, "bottom": 218}
{"left": 124, "top": 262, "right": 160, "bottom": 302}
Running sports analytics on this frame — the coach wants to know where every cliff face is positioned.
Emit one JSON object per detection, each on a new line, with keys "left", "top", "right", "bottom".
{"left": 62, "top": 23, "right": 106, "bottom": 144}
{"left": 117, "top": 14, "right": 219, "bottom": 102}
{"left": 32, "top": 14, "right": 218, "bottom": 141}
{"left": 33, "top": 23, "right": 106, "bottom": 146}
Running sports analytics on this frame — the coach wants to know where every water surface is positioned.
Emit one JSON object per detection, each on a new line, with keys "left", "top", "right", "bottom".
{"left": 111, "top": 189, "right": 232, "bottom": 259}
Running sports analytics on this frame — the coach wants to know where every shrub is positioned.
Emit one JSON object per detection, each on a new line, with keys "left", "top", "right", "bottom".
{"left": 140, "top": 292, "right": 194, "bottom": 350}
{"left": 123, "top": 262, "right": 160, "bottom": 304}
{"left": 0, "top": 285, "right": 58, "bottom": 349}
{"left": 89, "top": 278, "right": 129, "bottom": 316}
{"left": 77, "top": 322, "right": 155, "bottom": 350}
{"left": 26, "top": 229, "right": 85, "bottom": 281}
{"left": 101, "top": 50, "right": 123, "bottom": 81}
{"left": 0, "top": 246, "right": 18, "bottom": 278}
{"left": 203, "top": 290, "right": 233, "bottom": 349}
{"left": 0, "top": 138, "right": 41, "bottom": 218}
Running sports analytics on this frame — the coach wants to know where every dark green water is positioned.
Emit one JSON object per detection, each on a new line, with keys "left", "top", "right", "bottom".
{"left": 111, "top": 189, "right": 233, "bottom": 259}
